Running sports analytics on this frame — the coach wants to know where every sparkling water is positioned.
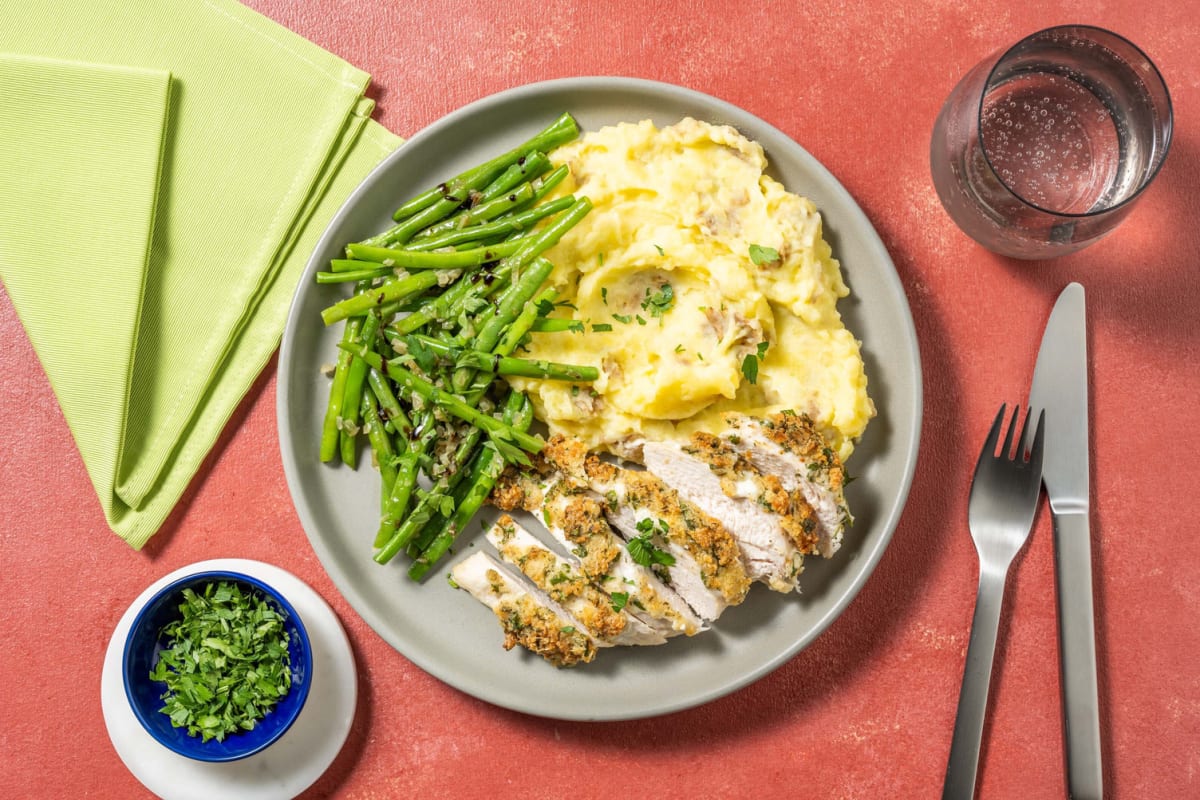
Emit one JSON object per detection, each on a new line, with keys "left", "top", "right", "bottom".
{"left": 980, "top": 72, "right": 1122, "bottom": 214}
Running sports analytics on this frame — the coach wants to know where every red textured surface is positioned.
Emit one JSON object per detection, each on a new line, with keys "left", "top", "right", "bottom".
{"left": 3, "top": 2, "right": 1198, "bottom": 798}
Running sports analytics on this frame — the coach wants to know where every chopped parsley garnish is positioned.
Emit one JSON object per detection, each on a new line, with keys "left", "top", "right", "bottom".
{"left": 591, "top": 323, "right": 613, "bottom": 332}
{"left": 749, "top": 244, "right": 780, "bottom": 265}
{"left": 674, "top": 344, "right": 684, "bottom": 353}
{"left": 600, "top": 287, "right": 608, "bottom": 304}
{"left": 640, "top": 517, "right": 669, "bottom": 536}
{"left": 404, "top": 335, "right": 437, "bottom": 373}
{"left": 609, "top": 592, "right": 630, "bottom": 612}
{"left": 627, "top": 522, "right": 676, "bottom": 568}
{"left": 741, "top": 355, "right": 759, "bottom": 384}
{"left": 535, "top": 298, "right": 556, "bottom": 317}
{"left": 741, "top": 341, "right": 771, "bottom": 385}
{"left": 612, "top": 313, "right": 633, "bottom": 324}
{"left": 149, "top": 581, "right": 292, "bottom": 743}
{"left": 641, "top": 283, "right": 675, "bottom": 318}
{"left": 635, "top": 315, "right": 647, "bottom": 325}
{"left": 653, "top": 244, "right": 665, "bottom": 256}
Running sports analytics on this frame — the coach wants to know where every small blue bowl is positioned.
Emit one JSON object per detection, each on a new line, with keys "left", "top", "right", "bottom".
{"left": 122, "top": 570, "right": 312, "bottom": 762}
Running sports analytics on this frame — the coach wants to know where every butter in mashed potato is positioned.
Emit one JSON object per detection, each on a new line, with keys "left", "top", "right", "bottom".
{"left": 508, "top": 118, "right": 874, "bottom": 461}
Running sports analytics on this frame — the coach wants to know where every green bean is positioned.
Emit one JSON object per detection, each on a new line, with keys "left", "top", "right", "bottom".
{"left": 344, "top": 240, "right": 523, "bottom": 268}
{"left": 320, "top": 270, "right": 452, "bottom": 326}
{"left": 404, "top": 195, "right": 575, "bottom": 253}
{"left": 338, "top": 312, "right": 381, "bottom": 467}
{"left": 386, "top": 113, "right": 578, "bottom": 224}
{"left": 319, "top": 315, "right": 363, "bottom": 462}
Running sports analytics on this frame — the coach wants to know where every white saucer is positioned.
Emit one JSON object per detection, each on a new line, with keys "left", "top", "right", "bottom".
{"left": 101, "top": 559, "right": 357, "bottom": 800}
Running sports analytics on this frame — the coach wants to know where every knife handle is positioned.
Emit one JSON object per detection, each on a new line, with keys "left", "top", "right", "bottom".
{"left": 1052, "top": 510, "right": 1104, "bottom": 799}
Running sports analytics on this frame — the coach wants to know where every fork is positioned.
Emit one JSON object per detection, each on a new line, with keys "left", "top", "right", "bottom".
{"left": 943, "top": 404, "right": 1046, "bottom": 800}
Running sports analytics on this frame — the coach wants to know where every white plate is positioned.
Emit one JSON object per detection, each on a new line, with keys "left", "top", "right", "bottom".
{"left": 278, "top": 77, "right": 922, "bottom": 721}
{"left": 101, "top": 559, "right": 357, "bottom": 800}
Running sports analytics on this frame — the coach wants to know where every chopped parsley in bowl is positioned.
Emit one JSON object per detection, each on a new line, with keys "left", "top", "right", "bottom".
{"left": 122, "top": 570, "right": 312, "bottom": 762}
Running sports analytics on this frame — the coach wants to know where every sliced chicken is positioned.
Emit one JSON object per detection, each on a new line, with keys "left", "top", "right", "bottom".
{"left": 540, "top": 486, "right": 707, "bottom": 637}
{"left": 492, "top": 467, "right": 705, "bottom": 636}
{"left": 723, "top": 411, "right": 851, "bottom": 557}
{"left": 642, "top": 434, "right": 807, "bottom": 593}
{"left": 486, "top": 516, "right": 667, "bottom": 646}
{"left": 457, "top": 415, "right": 858, "bottom": 667}
{"left": 540, "top": 435, "right": 751, "bottom": 622}
{"left": 450, "top": 551, "right": 597, "bottom": 667}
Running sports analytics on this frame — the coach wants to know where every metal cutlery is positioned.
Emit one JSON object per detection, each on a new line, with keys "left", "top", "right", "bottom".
{"left": 1027, "top": 282, "right": 1103, "bottom": 799}
{"left": 943, "top": 404, "right": 1046, "bottom": 800}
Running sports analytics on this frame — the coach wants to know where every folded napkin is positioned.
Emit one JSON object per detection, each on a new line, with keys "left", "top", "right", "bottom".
{"left": 0, "top": 1, "right": 402, "bottom": 548}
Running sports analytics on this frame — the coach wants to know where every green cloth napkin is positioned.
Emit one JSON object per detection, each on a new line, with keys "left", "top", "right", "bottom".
{"left": 0, "top": 1, "right": 403, "bottom": 549}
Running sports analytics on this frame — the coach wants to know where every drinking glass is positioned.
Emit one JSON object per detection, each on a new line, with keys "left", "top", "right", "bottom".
{"left": 931, "top": 25, "right": 1172, "bottom": 259}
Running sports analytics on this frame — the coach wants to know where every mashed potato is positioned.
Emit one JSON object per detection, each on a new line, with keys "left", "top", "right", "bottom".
{"left": 508, "top": 118, "right": 874, "bottom": 461}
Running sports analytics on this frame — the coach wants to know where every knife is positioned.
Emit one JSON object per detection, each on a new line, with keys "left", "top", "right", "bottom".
{"left": 1027, "top": 282, "right": 1102, "bottom": 799}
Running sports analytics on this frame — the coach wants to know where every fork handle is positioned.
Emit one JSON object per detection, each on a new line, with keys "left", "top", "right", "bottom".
{"left": 943, "top": 566, "right": 1009, "bottom": 800}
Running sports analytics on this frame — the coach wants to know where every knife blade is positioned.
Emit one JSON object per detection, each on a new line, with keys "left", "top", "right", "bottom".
{"left": 1027, "top": 282, "right": 1103, "bottom": 799}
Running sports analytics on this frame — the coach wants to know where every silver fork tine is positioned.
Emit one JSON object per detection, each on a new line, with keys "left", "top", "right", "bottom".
{"left": 1014, "top": 406, "right": 1032, "bottom": 461}
{"left": 981, "top": 404, "right": 1005, "bottom": 461}
{"left": 943, "top": 403, "right": 1046, "bottom": 800}
{"left": 1000, "top": 404, "right": 1018, "bottom": 459}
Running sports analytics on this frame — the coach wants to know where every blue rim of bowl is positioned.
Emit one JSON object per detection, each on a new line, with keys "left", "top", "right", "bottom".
{"left": 121, "top": 570, "right": 313, "bottom": 762}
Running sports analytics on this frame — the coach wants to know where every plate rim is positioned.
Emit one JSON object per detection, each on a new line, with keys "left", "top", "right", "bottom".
{"left": 278, "top": 76, "right": 923, "bottom": 721}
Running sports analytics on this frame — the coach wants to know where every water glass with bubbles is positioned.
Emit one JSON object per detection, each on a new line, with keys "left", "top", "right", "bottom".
{"left": 931, "top": 25, "right": 1172, "bottom": 259}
